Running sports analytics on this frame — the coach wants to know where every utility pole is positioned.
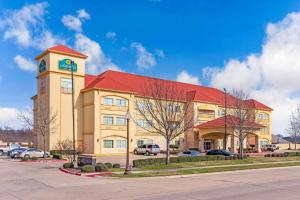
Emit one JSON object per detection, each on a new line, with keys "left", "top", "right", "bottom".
{"left": 124, "top": 111, "right": 131, "bottom": 175}
{"left": 223, "top": 88, "right": 227, "bottom": 150}
{"left": 71, "top": 61, "right": 76, "bottom": 163}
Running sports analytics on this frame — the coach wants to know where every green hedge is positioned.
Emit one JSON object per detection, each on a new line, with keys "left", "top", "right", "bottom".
{"left": 82, "top": 165, "right": 95, "bottom": 173}
{"left": 95, "top": 164, "right": 109, "bottom": 172}
{"left": 50, "top": 150, "right": 76, "bottom": 155}
{"left": 133, "top": 155, "right": 225, "bottom": 167}
{"left": 53, "top": 154, "right": 63, "bottom": 160}
{"left": 113, "top": 163, "right": 121, "bottom": 168}
{"left": 63, "top": 162, "right": 74, "bottom": 169}
{"left": 264, "top": 152, "right": 300, "bottom": 157}
{"left": 104, "top": 162, "right": 113, "bottom": 168}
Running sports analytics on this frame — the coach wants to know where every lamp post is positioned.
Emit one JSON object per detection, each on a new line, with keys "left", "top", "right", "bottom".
{"left": 70, "top": 61, "right": 76, "bottom": 163}
{"left": 124, "top": 111, "right": 131, "bottom": 175}
{"left": 223, "top": 88, "right": 227, "bottom": 151}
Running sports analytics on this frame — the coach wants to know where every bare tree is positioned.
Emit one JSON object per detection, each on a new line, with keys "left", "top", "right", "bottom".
{"left": 55, "top": 139, "right": 73, "bottom": 162}
{"left": 287, "top": 105, "right": 300, "bottom": 150}
{"left": 132, "top": 79, "right": 194, "bottom": 164}
{"left": 18, "top": 107, "right": 57, "bottom": 159}
{"left": 227, "top": 89, "right": 262, "bottom": 159}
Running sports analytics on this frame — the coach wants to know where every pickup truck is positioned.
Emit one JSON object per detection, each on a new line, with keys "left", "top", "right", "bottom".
{"left": 0, "top": 144, "right": 20, "bottom": 156}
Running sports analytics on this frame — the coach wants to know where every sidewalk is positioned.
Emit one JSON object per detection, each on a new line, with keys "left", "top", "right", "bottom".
{"left": 114, "top": 160, "right": 300, "bottom": 174}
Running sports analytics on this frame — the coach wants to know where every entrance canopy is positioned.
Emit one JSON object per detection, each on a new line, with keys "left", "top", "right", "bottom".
{"left": 194, "top": 115, "right": 264, "bottom": 130}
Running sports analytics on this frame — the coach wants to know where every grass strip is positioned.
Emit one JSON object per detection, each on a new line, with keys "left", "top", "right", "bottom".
{"left": 111, "top": 161, "right": 300, "bottom": 178}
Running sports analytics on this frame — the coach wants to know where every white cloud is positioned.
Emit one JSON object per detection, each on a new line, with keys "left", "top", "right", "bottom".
{"left": 62, "top": 9, "right": 90, "bottom": 32}
{"left": 77, "top": 9, "right": 90, "bottom": 20}
{"left": 203, "top": 12, "right": 300, "bottom": 135}
{"left": 14, "top": 55, "right": 36, "bottom": 72}
{"left": 0, "top": 2, "right": 65, "bottom": 50}
{"left": 0, "top": 107, "right": 26, "bottom": 129}
{"left": 106, "top": 32, "right": 117, "bottom": 41}
{"left": 155, "top": 49, "right": 165, "bottom": 58}
{"left": 131, "top": 42, "right": 156, "bottom": 69}
{"left": 176, "top": 70, "right": 200, "bottom": 85}
{"left": 74, "top": 33, "right": 120, "bottom": 73}
{"left": 62, "top": 15, "right": 82, "bottom": 32}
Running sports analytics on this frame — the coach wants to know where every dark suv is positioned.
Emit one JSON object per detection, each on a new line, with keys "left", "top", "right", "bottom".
{"left": 133, "top": 144, "right": 160, "bottom": 156}
{"left": 206, "top": 149, "right": 234, "bottom": 156}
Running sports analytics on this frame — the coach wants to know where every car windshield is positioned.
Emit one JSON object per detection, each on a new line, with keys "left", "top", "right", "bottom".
{"left": 152, "top": 145, "right": 159, "bottom": 148}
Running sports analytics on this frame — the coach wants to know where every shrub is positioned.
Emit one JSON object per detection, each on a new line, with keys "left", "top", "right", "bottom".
{"left": 31, "top": 157, "right": 38, "bottom": 160}
{"left": 95, "top": 164, "right": 109, "bottom": 172}
{"left": 22, "top": 156, "right": 29, "bottom": 161}
{"left": 113, "top": 163, "right": 121, "bottom": 168}
{"left": 53, "top": 154, "right": 63, "bottom": 160}
{"left": 133, "top": 155, "right": 225, "bottom": 167}
{"left": 104, "top": 162, "right": 113, "bottom": 168}
{"left": 81, "top": 165, "right": 95, "bottom": 173}
{"left": 63, "top": 162, "right": 74, "bottom": 169}
{"left": 50, "top": 150, "right": 76, "bottom": 155}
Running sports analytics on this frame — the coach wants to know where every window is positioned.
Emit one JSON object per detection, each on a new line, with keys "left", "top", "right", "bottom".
{"left": 137, "top": 119, "right": 145, "bottom": 127}
{"left": 103, "top": 140, "right": 113, "bottom": 148}
{"left": 103, "top": 97, "right": 113, "bottom": 105}
{"left": 115, "top": 99, "right": 126, "bottom": 106}
{"left": 175, "top": 105, "right": 181, "bottom": 113}
{"left": 116, "top": 140, "right": 126, "bottom": 148}
{"left": 137, "top": 102, "right": 144, "bottom": 110}
{"left": 198, "top": 109, "right": 215, "bottom": 118}
{"left": 263, "top": 113, "right": 269, "bottom": 120}
{"left": 146, "top": 103, "right": 153, "bottom": 110}
{"left": 137, "top": 140, "right": 144, "bottom": 147}
{"left": 146, "top": 120, "right": 152, "bottom": 128}
{"left": 40, "top": 77, "right": 47, "bottom": 94}
{"left": 61, "top": 78, "right": 72, "bottom": 93}
{"left": 168, "top": 104, "right": 173, "bottom": 112}
{"left": 116, "top": 117, "right": 126, "bottom": 125}
{"left": 218, "top": 109, "right": 225, "bottom": 116}
{"left": 145, "top": 139, "right": 153, "bottom": 144}
{"left": 103, "top": 116, "right": 113, "bottom": 125}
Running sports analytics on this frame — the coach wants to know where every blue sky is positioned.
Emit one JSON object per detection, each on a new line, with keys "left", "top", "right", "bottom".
{"left": 1, "top": 0, "right": 300, "bottom": 133}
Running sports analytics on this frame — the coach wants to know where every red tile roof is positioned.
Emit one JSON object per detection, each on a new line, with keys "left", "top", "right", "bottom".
{"left": 194, "top": 115, "right": 265, "bottom": 129}
{"left": 35, "top": 45, "right": 88, "bottom": 60}
{"left": 83, "top": 70, "right": 272, "bottom": 111}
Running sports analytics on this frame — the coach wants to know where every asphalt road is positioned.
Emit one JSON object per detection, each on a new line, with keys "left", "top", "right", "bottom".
{"left": 1, "top": 156, "right": 300, "bottom": 200}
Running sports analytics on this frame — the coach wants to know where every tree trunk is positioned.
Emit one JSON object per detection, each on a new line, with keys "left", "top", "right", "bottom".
{"left": 239, "top": 137, "right": 243, "bottom": 160}
{"left": 295, "top": 136, "right": 297, "bottom": 150}
{"left": 43, "top": 134, "right": 47, "bottom": 159}
{"left": 165, "top": 140, "right": 170, "bottom": 165}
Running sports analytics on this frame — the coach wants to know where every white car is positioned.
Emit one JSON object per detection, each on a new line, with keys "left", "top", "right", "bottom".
{"left": 19, "top": 148, "right": 49, "bottom": 159}
{"left": 0, "top": 144, "right": 20, "bottom": 156}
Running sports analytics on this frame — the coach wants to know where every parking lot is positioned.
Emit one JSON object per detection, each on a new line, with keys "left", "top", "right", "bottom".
{"left": 2, "top": 155, "right": 300, "bottom": 200}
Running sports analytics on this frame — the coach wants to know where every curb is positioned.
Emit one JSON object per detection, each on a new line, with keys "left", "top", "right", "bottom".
{"left": 59, "top": 168, "right": 112, "bottom": 177}
{"left": 20, "top": 159, "right": 68, "bottom": 163}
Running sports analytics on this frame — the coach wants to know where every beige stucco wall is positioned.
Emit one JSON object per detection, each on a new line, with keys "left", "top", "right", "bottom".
{"left": 33, "top": 50, "right": 273, "bottom": 155}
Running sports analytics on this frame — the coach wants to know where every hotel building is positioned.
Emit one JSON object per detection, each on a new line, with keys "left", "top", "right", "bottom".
{"left": 32, "top": 45, "right": 272, "bottom": 155}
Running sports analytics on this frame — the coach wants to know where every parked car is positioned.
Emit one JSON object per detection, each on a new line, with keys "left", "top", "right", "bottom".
{"left": 0, "top": 144, "right": 20, "bottom": 156}
{"left": 264, "top": 144, "right": 279, "bottom": 152}
{"left": 206, "top": 149, "right": 235, "bottom": 156}
{"left": 133, "top": 144, "right": 160, "bottom": 156}
{"left": 9, "top": 147, "right": 28, "bottom": 158}
{"left": 178, "top": 150, "right": 201, "bottom": 157}
{"left": 19, "top": 148, "right": 49, "bottom": 159}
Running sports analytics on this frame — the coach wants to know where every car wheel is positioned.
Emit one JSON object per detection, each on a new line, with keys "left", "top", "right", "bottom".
{"left": 154, "top": 154, "right": 157, "bottom": 156}
{"left": 145, "top": 151, "right": 150, "bottom": 156}
{"left": 24, "top": 154, "right": 30, "bottom": 159}
{"left": 134, "top": 150, "right": 138, "bottom": 155}
{"left": 0, "top": 150, "right": 3, "bottom": 156}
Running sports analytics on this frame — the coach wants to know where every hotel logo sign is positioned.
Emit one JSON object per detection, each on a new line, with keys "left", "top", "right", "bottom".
{"left": 58, "top": 59, "right": 77, "bottom": 72}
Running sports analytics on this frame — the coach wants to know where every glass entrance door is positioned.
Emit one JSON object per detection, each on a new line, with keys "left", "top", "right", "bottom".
{"left": 204, "top": 140, "right": 212, "bottom": 151}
